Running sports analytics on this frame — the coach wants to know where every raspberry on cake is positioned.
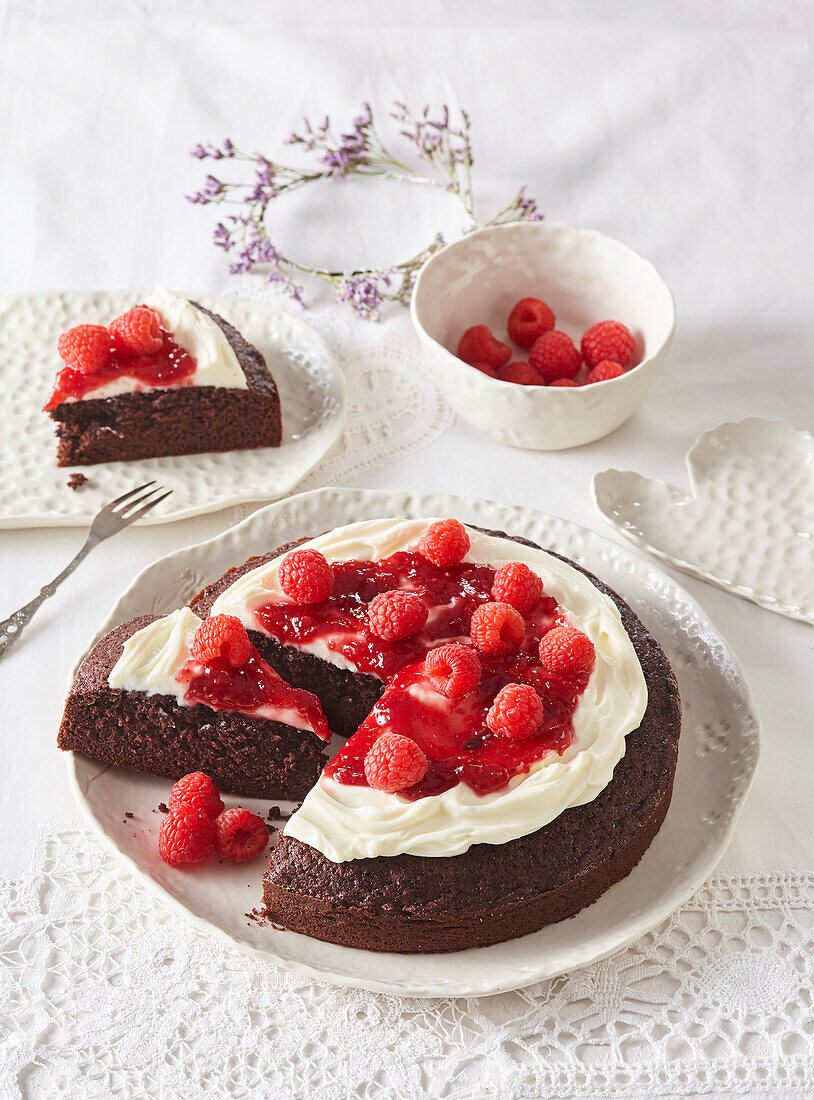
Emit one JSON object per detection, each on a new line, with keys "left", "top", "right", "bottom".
{"left": 191, "top": 614, "right": 252, "bottom": 667}
{"left": 417, "top": 518, "right": 470, "bottom": 567}
{"left": 470, "top": 601, "right": 525, "bottom": 654}
{"left": 278, "top": 548, "right": 334, "bottom": 604}
{"left": 539, "top": 625, "right": 596, "bottom": 676}
{"left": 491, "top": 561, "right": 544, "bottom": 612}
{"left": 486, "top": 683, "right": 545, "bottom": 739}
{"left": 364, "top": 732, "right": 428, "bottom": 792}
{"left": 368, "top": 590, "right": 428, "bottom": 641}
{"left": 425, "top": 643, "right": 481, "bottom": 698}
{"left": 44, "top": 286, "right": 282, "bottom": 466}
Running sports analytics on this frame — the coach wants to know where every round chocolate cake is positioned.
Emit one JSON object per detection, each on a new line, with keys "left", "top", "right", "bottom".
{"left": 59, "top": 519, "right": 681, "bottom": 954}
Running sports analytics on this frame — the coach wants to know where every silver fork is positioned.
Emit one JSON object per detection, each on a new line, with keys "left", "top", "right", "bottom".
{"left": 0, "top": 482, "right": 172, "bottom": 660}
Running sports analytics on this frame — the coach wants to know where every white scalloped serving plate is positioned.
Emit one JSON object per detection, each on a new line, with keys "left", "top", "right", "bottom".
{"left": 0, "top": 290, "right": 346, "bottom": 527}
{"left": 593, "top": 418, "right": 814, "bottom": 626}
{"left": 65, "top": 487, "right": 760, "bottom": 998}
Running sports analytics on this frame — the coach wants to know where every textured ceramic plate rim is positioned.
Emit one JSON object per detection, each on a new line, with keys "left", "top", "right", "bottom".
{"left": 592, "top": 417, "right": 814, "bottom": 626}
{"left": 0, "top": 289, "right": 347, "bottom": 528}
{"left": 64, "top": 487, "right": 761, "bottom": 998}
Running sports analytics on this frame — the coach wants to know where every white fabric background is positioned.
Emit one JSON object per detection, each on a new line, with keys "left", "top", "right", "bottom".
{"left": 0, "top": 2, "right": 812, "bottom": 1094}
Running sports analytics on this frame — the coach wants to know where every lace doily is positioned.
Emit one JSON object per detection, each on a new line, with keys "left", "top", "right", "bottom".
{"left": 220, "top": 279, "right": 453, "bottom": 528}
{"left": 2, "top": 826, "right": 811, "bottom": 1099}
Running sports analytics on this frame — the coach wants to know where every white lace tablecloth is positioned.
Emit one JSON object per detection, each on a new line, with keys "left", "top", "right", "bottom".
{"left": 1, "top": 2, "right": 813, "bottom": 1097}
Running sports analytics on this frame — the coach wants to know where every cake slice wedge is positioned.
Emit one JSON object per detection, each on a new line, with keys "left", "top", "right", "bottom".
{"left": 45, "top": 287, "right": 282, "bottom": 466}
{"left": 57, "top": 608, "right": 329, "bottom": 799}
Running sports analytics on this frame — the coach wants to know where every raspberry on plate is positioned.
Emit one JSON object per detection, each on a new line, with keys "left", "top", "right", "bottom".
{"left": 487, "top": 683, "right": 545, "bottom": 740}
{"left": 549, "top": 377, "right": 579, "bottom": 388}
{"left": 456, "top": 325, "right": 511, "bottom": 369}
{"left": 109, "top": 306, "right": 163, "bottom": 357}
{"left": 368, "top": 590, "right": 428, "bottom": 641}
{"left": 364, "top": 732, "right": 428, "bottom": 792}
{"left": 470, "top": 601, "right": 525, "bottom": 654}
{"left": 529, "top": 330, "right": 582, "bottom": 382}
{"left": 278, "top": 548, "right": 334, "bottom": 604}
{"left": 57, "top": 325, "right": 111, "bottom": 376}
{"left": 581, "top": 320, "right": 635, "bottom": 369}
{"left": 212, "top": 807, "right": 269, "bottom": 862}
{"left": 496, "top": 361, "right": 546, "bottom": 386}
{"left": 158, "top": 807, "right": 213, "bottom": 865}
{"left": 585, "top": 360, "right": 625, "bottom": 384}
{"left": 425, "top": 643, "right": 481, "bottom": 698}
{"left": 507, "top": 297, "right": 556, "bottom": 349}
{"left": 539, "top": 625, "right": 596, "bottom": 676}
{"left": 191, "top": 614, "right": 252, "bottom": 668}
{"left": 169, "top": 771, "right": 225, "bottom": 820}
{"left": 417, "top": 519, "right": 471, "bottom": 567}
{"left": 491, "top": 561, "right": 543, "bottom": 612}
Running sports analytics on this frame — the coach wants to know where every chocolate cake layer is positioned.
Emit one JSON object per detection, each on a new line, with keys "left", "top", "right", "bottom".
{"left": 256, "top": 529, "right": 681, "bottom": 953}
{"left": 49, "top": 305, "right": 282, "bottom": 467}
{"left": 57, "top": 616, "right": 327, "bottom": 799}
{"left": 191, "top": 540, "right": 384, "bottom": 739}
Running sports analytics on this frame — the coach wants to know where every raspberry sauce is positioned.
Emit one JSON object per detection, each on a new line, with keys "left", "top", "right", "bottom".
{"left": 44, "top": 324, "right": 196, "bottom": 411}
{"left": 176, "top": 646, "right": 330, "bottom": 742}
{"left": 256, "top": 549, "right": 592, "bottom": 798}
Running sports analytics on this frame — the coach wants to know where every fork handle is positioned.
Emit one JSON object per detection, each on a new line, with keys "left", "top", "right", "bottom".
{"left": 0, "top": 536, "right": 97, "bottom": 659}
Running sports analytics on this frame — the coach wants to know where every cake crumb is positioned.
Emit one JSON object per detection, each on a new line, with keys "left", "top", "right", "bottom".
{"left": 67, "top": 472, "right": 89, "bottom": 491}
{"left": 125, "top": 811, "right": 134, "bottom": 819}
{"left": 157, "top": 802, "right": 169, "bottom": 814}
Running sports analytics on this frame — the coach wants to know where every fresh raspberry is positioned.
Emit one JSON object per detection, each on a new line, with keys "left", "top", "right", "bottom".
{"left": 191, "top": 614, "right": 251, "bottom": 667}
{"left": 169, "top": 771, "right": 225, "bottom": 820}
{"left": 496, "top": 361, "right": 545, "bottom": 386}
{"left": 57, "top": 325, "right": 111, "bottom": 375}
{"left": 278, "top": 548, "right": 334, "bottom": 603}
{"left": 528, "top": 330, "right": 582, "bottom": 382}
{"left": 417, "top": 519, "right": 470, "bottom": 568}
{"left": 470, "top": 361, "right": 498, "bottom": 378}
{"left": 368, "top": 590, "right": 428, "bottom": 641}
{"left": 507, "top": 297, "right": 556, "bottom": 349}
{"left": 539, "top": 625, "right": 596, "bottom": 676}
{"left": 470, "top": 601, "right": 525, "bottom": 654}
{"left": 457, "top": 325, "right": 511, "bottom": 369}
{"left": 158, "top": 807, "right": 213, "bottom": 865}
{"left": 491, "top": 562, "right": 543, "bottom": 612}
{"left": 581, "top": 320, "right": 635, "bottom": 369}
{"left": 486, "top": 683, "right": 544, "bottom": 740}
{"left": 212, "top": 807, "right": 269, "bottom": 862}
{"left": 425, "top": 643, "right": 481, "bottom": 698}
{"left": 549, "top": 377, "right": 579, "bottom": 388}
{"left": 363, "top": 732, "right": 428, "bottom": 792}
{"left": 585, "top": 359, "right": 625, "bottom": 384}
{"left": 109, "top": 306, "right": 163, "bottom": 356}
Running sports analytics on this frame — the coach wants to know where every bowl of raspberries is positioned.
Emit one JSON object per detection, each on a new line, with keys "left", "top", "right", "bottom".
{"left": 411, "top": 221, "right": 675, "bottom": 449}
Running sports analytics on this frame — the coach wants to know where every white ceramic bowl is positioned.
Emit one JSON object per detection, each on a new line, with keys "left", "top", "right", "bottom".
{"left": 411, "top": 221, "right": 676, "bottom": 450}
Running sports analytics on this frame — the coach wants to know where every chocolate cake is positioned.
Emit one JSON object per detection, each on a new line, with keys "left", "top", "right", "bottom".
{"left": 57, "top": 616, "right": 327, "bottom": 799}
{"left": 47, "top": 298, "right": 282, "bottom": 467}
{"left": 58, "top": 519, "right": 681, "bottom": 954}
{"left": 261, "top": 544, "right": 680, "bottom": 951}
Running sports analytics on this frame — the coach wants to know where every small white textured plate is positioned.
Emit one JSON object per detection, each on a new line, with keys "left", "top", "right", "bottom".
{"left": 593, "top": 418, "right": 814, "bottom": 626}
{"left": 0, "top": 290, "right": 346, "bottom": 527}
{"left": 66, "top": 487, "right": 760, "bottom": 998}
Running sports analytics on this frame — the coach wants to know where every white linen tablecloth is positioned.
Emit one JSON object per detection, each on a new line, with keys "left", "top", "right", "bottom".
{"left": 0, "top": 2, "right": 812, "bottom": 1096}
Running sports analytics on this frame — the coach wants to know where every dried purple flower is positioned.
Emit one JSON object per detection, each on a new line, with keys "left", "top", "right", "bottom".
{"left": 189, "top": 102, "right": 542, "bottom": 320}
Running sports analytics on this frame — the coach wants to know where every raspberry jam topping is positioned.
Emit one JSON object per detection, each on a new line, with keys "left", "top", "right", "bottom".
{"left": 257, "top": 548, "right": 593, "bottom": 798}
{"left": 176, "top": 646, "right": 330, "bottom": 742}
{"left": 44, "top": 320, "right": 196, "bottom": 411}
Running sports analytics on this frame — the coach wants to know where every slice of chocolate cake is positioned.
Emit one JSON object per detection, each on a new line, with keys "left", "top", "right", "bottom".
{"left": 57, "top": 609, "right": 329, "bottom": 800}
{"left": 45, "top": 287, "right": 282, "bottom": 466}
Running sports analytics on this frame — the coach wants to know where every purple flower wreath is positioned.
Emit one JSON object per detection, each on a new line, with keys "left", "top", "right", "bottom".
{"left": 188, "top": 102, "right": 542, "bottom": 321}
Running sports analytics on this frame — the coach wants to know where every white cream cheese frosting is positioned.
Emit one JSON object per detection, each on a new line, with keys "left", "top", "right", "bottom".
{"left": 106, "top": 606, "right": 320, "bottom": 735}
{"left": 66, "top": 286, "right": 248, "bottom": 401}
{"left": 210, "top": 518, "right": 649, "bottom": 861}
